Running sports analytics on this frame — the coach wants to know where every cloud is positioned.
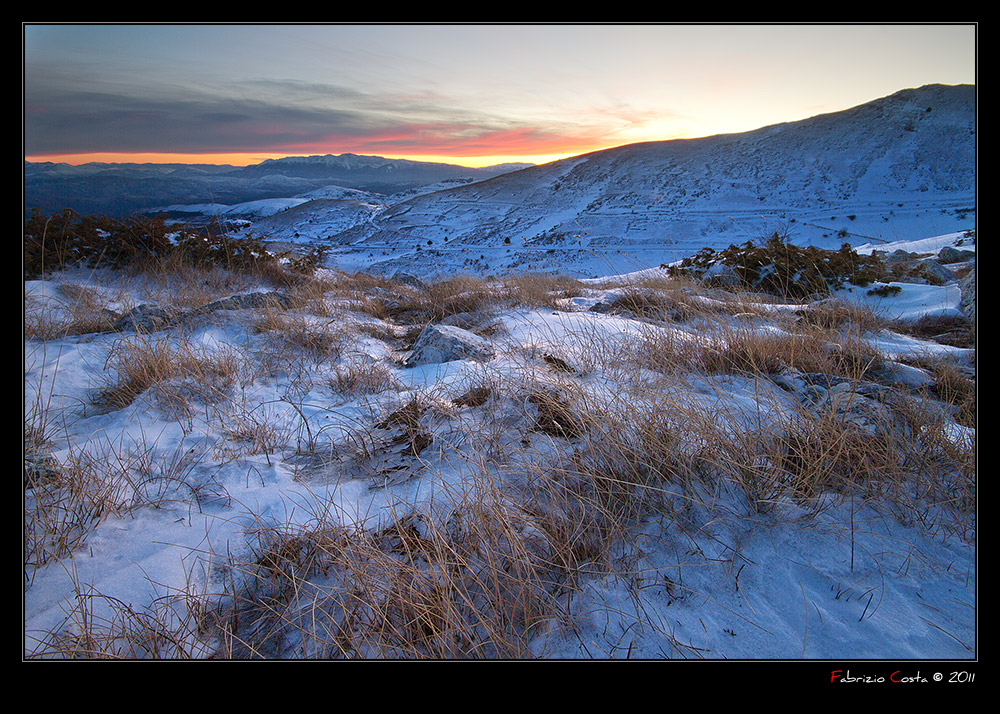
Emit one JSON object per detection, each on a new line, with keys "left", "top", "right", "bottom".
{"left": 24, "top": 60, "right": 625, "bottom": 159}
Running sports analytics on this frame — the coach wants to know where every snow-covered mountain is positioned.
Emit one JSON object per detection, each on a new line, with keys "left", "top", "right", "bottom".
{"left": 298, "top": 84, "right": 974, "bottom": 278}
{"left": 24, "top": 84, "right": 975, "bottom": 280}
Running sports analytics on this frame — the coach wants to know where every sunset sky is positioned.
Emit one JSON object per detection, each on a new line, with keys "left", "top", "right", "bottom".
{"left": 23, "top": 23, "right": 976, "bottom": 168}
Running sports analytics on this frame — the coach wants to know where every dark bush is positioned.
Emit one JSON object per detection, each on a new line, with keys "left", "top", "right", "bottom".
{"left": 867, "top": 284, "right": 902, "bottom": 297}
{"left": 668, "top": 234, "right": 887, "bottom": 299}
{"left": 23, "top": 209, "right": 281, "bottom": 279}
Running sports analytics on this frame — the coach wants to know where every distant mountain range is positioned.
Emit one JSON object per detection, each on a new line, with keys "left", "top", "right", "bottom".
{"left": 22, "top": 153, "right": 534, "bottom": 217}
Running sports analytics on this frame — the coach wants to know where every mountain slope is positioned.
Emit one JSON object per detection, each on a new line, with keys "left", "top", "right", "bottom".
{"left": 324, "top": 84, "right": 974, "bottom": 277}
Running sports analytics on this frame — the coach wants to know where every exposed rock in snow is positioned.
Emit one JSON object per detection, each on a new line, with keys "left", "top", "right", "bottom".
{"left": 403, "top": 323, "right": 496, "bottom": 366}
{"left": 960, "top": 268, "right": 976, "bottom": 326}
{"left": 390, "top": 271, "right": 429, "bottom": 290}
{"left": 189, "top": 291, "right": 302, "bottom": 314}
{"left": 701, "top": 262, "right": 742, "bottom": 288}
{"left": 938, "top": 245, "right": 976, "bottom": 263}
{"left": 115, "top": 291, "right": 301, "bottom": 333}
{"left": 114, "top": 304, "right": 180, "bottom": 333}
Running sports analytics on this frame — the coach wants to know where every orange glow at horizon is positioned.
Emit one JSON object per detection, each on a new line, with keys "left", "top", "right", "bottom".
{"left": 24, "top": 151, "right": 301, "bottom": 167}
{"left": 23, "top": 149, "right": 594, "bottom": 168}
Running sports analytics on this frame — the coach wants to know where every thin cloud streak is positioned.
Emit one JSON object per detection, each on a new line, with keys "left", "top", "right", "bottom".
{"left": 24, "top": 69, "right": 623, "bottom": 159}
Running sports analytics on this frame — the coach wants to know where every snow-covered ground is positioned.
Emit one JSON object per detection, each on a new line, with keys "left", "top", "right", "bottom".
{"left": 23, "top": 229, "right": 975, "bottom": 661}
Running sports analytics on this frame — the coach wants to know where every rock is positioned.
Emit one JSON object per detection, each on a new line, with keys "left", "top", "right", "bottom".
{"left": 114, "top": 304, "right": 179, "bottom": 333}
{"left": 916, "top": 259, "right": 955, "bottom": 284}
{"left": 701, "top": 263, "right": 741, "bottom": 288}
{"left": 453, "top": 386, "right": 494, "bottom": 408}
{"left": 391, "top": 271, "right": 428, "bottom": 290}
{"left": 886, "top": 249, "right": 917, "bottom": 268}
{"left": 198, "top": 291, "right": 300, "bottom": 312}
{"left": 959, "top": 269, "right": 976, "bottom": 326}
{"left": 186, "top": 291, "right": 301, "bottom": 319}
{"left": 877, "top": 361, "right": 936, "bottom": 390}
{"left": 938, "top": 246, "right": 976, "bottom": 263}
{"left": 24, "top": 453, "right": 60, "bottom": 489}
{"left": 587, "top": 291, "right": 623, "bottom": 313}
{"left": 115, "top": 291, "right": 300, "bottom": 332}
{"left": 542, "top": 353, "right": 575, "bottom": 373}
{"left": 439, "top": 311, "right": 489, "bottom": 330}
{"left": 814, "top": 384, "right": 906, "bottom": 436}
{"left": 528, "top": 390, "right": 585, "bottom": 438}
{"left": 403, "top": 324, "right": 495, "bottom": 367}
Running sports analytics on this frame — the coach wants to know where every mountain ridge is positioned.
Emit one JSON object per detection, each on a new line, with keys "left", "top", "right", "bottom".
{"left": 22, "top": 153, "right": 535, "bottom": 217}
{"left": 24, "top": 83, "right": 975, "bottom": 280}
{"left": 306, "top": 83, "right": 974, "bottom": 277}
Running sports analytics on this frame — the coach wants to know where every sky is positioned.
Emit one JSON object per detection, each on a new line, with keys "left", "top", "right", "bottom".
{"left": 23, "top": 23, "right": 977, "bottom": 168}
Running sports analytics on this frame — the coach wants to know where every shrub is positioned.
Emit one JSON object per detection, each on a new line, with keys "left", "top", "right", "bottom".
{"left": 668, "top": 234, "right": 887, "bottom": 299}
{"left": 24, "top": 210, "right": 286, "bottom": 279}
{"left": 867, "top": 284, "right": 902, "bottom": 297}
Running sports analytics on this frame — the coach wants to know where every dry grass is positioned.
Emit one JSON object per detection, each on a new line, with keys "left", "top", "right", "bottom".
{"left": 501, "top": 273, "right": 584, "bottom": 309}
{"left": 251, "top": 309, "right": 348, "bottom": 365}
{"left": 25, "top": 260, "right": 976, "bottom": 659}
{"left": 700, "top": 325, "right": 883, "bottom": 381}
{"left": 24, "top": 450, "right": 125, "bottom": 571}
{"left": 612, "top": 316, "right": 883, "bottom": 386}
{"left": 216, "top": 405, "right": 287, "bottom": 464}
{"left": 90, "top": 334, "right": 243, "bottom": 413}
{"left": 131, "top": 255, "right": 259, "bottom": 311}
{"left": 208, "top": 481, "right": 564, "bottom": 658}
{"left": 793, "top": 298, "right": 887, "bottom": 333}
{"left": 337, "top": 273, "right": 508, "bottom": 329}
{"left": 26, "top": 582, "right": 214, "bottom": 659}
{"left": 897, "top": 313, "right": 976, "bottom": 349}
{"left": 24, "top": 434, "right": 222, "bottom": 577}
{"left": 903, "top": 356, "right": 977, "bottom": 429}
{"left": 329, "top": 360, "right": 404, "bottom": 398}
{"left": 24, "top": 281, "right": 123, "bottom": 340}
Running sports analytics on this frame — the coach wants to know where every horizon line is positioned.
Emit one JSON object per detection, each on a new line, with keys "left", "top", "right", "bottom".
{"left": 22, "top": 150, "right": 587, "bottom": 169}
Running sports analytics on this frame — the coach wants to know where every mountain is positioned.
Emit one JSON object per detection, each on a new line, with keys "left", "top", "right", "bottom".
{"left": 24, "top": 84, "right": 976, "bottom": 280}
{"left": 22, "top": 162, "right": 244, "bottom": 218}
{"left": 315, "top": 84, "right": 974, "bottom": 277}
{"left": 232, "top": 153, "right": 533, "bottom": 196}
{"left": 22, "top": 154, "right": 534, "bottom": 218}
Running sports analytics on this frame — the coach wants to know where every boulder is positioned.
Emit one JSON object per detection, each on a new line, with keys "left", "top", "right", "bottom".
{"left": 917, "top": 259, "right": 955, "bottom": 284}
{"left": 938, "top": 246, "right": 976, "bottom": 264}
{"left": 391, "top": 271, "right": 429, "bottom": 290}
{"left": 114, "top": 304, "right": 179, "bottom": 333}
{"left": 196, "top": 291, "right": 300, "bottom": 313}
{"left": 403, "top": 324, "right": 495, "bottom": 367}
{"left": 701, "top": 263, "right": 742, "bottom": 288}
{"left": 117, "top": 292, "right": 301, "bottom": 332}
{"left": 813, "top": 382, "right": 908, "bottom": 436}
{"left": 959, "top": 269, "right": 976, "bottom": 326}
{"left": 886, "top": 249, "right": 917, "bottom": 268}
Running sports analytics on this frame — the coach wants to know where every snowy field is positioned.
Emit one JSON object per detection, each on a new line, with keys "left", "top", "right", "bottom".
{"left": 23, "top": 231, "right": 975, "bottom": 663}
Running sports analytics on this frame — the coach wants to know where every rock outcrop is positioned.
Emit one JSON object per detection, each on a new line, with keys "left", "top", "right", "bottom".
{"left": 403, "top": 324, "right": 495, "bottom": 367}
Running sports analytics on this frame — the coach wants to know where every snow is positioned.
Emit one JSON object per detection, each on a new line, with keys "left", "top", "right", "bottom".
{"left": 23, "top": 237, "right": 976, "bottom": 661}
{"left": 22, "top": 85, "right": 976, "bottom": 662}
{"left": 141, "top": 86, "right": 975, "bottom": 283}
{"left": 161, "top": 197, "right": 311, "bottom": 219}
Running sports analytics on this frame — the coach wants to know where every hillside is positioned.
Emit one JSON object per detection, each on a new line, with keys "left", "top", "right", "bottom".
{"left": 22, "top": 83, "right": 976, "bottom": 662}
{"left": 284, "top": 84, "right": 974, "bottom": 278}
{"left": 23, "top": 229, "right": 976, "bottom": 660}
